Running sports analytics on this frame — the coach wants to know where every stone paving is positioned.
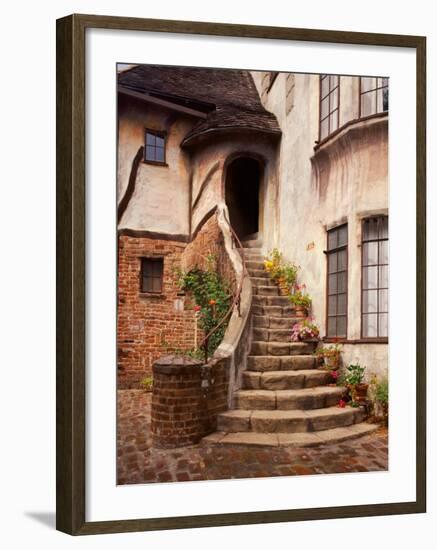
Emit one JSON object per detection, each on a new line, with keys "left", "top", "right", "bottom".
{"left": 117, "top": 390, "right": 388, "bottom": 485}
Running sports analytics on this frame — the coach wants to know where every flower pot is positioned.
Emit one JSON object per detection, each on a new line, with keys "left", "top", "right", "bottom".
{"left": 324, "top": 355, "right": 340, "bottom": 371}
{"left": 294, "top": 305, "right": 307, "bottom": 318}
{"left": 355, "top": 383, "right": 369, "bottom": 403}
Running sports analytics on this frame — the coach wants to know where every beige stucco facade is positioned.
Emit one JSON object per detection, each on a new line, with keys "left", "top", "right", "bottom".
{"left": 117, "top": 67, "right": 389, "bottom": 383}
{"left": 251, "top": 71, "right": 388, "bottom": 379}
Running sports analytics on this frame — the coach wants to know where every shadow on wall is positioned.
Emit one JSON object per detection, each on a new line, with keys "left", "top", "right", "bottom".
{"left": 225, "top": 157, "right": 260, "bottom": 241}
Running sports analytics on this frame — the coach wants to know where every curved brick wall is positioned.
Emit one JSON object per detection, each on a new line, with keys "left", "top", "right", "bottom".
{"left": 151, "top": 355, "right": 228, "bottom": 448}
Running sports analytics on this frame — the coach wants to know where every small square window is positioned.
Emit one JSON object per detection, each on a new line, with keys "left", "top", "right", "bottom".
{"left": 144, "top": 130, "right": 166, "bottom": 164}
{"left": 141, "top": 258, "right": 164, "bottom": 293}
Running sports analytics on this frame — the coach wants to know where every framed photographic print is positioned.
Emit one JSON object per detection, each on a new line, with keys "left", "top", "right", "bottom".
{"left": 56, "top": 14, "right": 426, "bottom": 535}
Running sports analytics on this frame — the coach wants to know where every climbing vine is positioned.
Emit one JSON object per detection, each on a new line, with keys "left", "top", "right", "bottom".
{"left": 176, "top": 254, "right": 231, "bottom": 357}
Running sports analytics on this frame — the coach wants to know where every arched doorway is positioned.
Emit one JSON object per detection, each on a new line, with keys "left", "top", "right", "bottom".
{"left": 225, "top": 157, "right": 261, "bottom": 241}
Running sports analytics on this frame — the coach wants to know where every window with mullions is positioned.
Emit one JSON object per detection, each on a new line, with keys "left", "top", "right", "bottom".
{"left": 326, "top": 224, "right": 348, "bottom": 338}
{"left": 319, "top": 74, "right": 340, "bottom": 141}
{"left": 360, "top": 77, "right": 389, "bottom": 117}
{"left": 141, "top": 258, "right": 164, "bottom": 293}
{"left": 361, "top": 217, "right": 389, "bottom": 338}
{"left": 144, "top": 129, "right": 166, "bottom": 164}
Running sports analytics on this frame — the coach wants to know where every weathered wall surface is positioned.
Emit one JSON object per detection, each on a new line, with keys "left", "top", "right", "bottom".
{"left": 117, "top": 94, "right": 194, "bottom": 236}
{"left": 117, "top": 235, "right": 196, "bottom": 388}
{"left": 252, "top": 71, "right": 389, "bottom": 380}
{"left": 189, "top": 134, "right": 279, "bottom": 245}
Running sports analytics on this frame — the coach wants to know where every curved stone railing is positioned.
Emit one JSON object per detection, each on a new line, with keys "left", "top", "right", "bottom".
{"left": 206, "top": 202, "right": 253, "bottom": 407}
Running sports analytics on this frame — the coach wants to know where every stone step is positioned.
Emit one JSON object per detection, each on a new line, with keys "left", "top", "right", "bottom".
{"left": 250, "top": 340, "right": 317, "bottom": 356}
{"left": 202, "top": 423, "right": 379, "bottom": 448}
{"left": 243, "top": 254, "right": 264, "bottom": 262}
{"left": 250, "top": 277, "right": 275, "bottom": 287}
{"left": 253, "top": 295, "right": 292, "bottom": 307}
{"left": 246, "top": 260, "right": 265, "bottom": 270}
{"left": 253, "top": 285, "right": 280, "bottom": 297}
{"left": 243, "top": 369, "right": 331, "bottom": 390}
{"left": 234, "top": 386, "right": 344, "bottom": 410}
{"left": 241, "top": 240, "right": 262, "bottom": 249}
{"left": 248, "top": 268, "right": 267, "bottom": 278}
{"left": 247, "top": 355, "right": 317, "bottom": 371}
{"left": 253, "top": 315, "right": 302, "bottom": 329}
{"left": 252, "top": 327, "right": 292, "bottom": 342}
{"left": 217, "top": 406, "right": 366, "bottom": 434}
{"left": 252, "top": 304, "right": 300, "bottom": 317}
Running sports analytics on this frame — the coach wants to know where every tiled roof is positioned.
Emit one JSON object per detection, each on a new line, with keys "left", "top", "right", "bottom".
{"left": 118, "top": 65, "right": 281, "bottom": 145}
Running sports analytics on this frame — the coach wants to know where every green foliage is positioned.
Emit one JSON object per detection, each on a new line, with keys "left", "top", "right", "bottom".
{"left": 177, "top": 254, "right": 231, "bottom": 358}
{"left": 264, "top": 249, "right": 299, "bottom": 290}
{"left": 343, "top": 363, "right": 366, "bottom": 385}
{"left": 140, "top": 376, "right": 153, "bottom": 391}
{"left": 376, "top": 378, "right": 389, "bottom": 405}
{"left": 288, "top": 286, "right": 312, "bottom": 309}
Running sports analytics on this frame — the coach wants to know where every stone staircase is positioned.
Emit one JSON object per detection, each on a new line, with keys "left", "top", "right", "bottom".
{"left": 203, "top": 240, "right": 378, "bottom": 447}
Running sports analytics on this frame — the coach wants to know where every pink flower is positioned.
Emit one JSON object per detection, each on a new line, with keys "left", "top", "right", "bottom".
{"left": 337, "top": 399, "right": 346, "bottom": 408}
{"left": 193, "top": 305, "right": 201, "bottom": 312}
{"left": 331, "top": 370, "right": 339, "bottom": 380}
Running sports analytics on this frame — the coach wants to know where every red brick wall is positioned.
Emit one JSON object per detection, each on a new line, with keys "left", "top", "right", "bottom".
{"left": 117, "top": 213, "right": 237, "bottom": 389}
{"left": 117, "top": 235, "right": 197, "bottom": 388}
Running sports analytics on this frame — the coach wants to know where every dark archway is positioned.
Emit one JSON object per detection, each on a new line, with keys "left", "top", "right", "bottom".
{"left": 225, "top": 157, "right": 260, "bottom": 241}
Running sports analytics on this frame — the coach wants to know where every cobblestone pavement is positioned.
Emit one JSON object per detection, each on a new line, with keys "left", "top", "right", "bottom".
{"left": 117, "top": 390, "right": 388, "bottom": 485}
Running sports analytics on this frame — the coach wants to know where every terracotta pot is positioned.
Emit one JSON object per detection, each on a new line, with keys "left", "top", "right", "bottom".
{"left": 324, "top": 356, "right": 340, "bottom": 370}
{"left": 294, "top": 305, "right": 307, "bottom": 318}
{"left": 354, "top": 383, "right": 369, "bottom": 403}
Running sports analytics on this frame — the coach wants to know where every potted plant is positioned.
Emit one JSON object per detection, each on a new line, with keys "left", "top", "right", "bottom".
{"left": 314, "top": 343, "right": 343, "bottom": 370}
{"left": 288, "top": 284, "right": 312, "bottom": 316}
{"left": 376, "top": 377, "right": 389, "bottom": 425}
{"left": 291, "top": 318, "right": 320, "bottom": 342}
{"left": 343, "top": 363, "right": 368, "bottom": 403}
{"left": 264, "top": 250, "right": 299, "bottom": 296}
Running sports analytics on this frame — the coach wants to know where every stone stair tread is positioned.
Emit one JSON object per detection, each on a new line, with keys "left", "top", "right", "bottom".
{"left": 236, "top": 386, "right": 343, "bottom": 398}
{"left": 247, "top": 355, "right": 317, "bottom": 371}
{"left": 202, "top": 424, "right": 379, "bottom": 447}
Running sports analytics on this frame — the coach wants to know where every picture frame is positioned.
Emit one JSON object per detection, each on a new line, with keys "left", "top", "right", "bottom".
{"left": 56, "top": 13, "right": 426, "bottom": 536}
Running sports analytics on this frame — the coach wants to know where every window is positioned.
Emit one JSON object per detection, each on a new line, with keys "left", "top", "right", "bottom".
{"left": 361, "top": 217, "right": 389, "bottom": 338}
{"left": 326, "top": 224, "right": 348, "bottom": 338}
{"left": 360, "top": 77, "right": 389, "bottom": 117}
{"left": 144, "top": 130, "right": 166, "bottom": 164}
{"left": 141, "top": 258, "right": 164, "bottom": 293}
{"left": 319, "top": 75, "right": 340, "bottom": 141}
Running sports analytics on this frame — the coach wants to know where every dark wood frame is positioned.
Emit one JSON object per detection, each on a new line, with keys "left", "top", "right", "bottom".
{"left": 325, "top": 223, "right": 348, "bottom": 339}
{"left": 360, "top": 216, "right": 389, "bottom": 339}
{"left": 143, "top": 128, "right": 167, "bottom": 165}
{"left": 318, "top": 74, "right": 340, "bottom": 141}
{"left": 57, "top": 13, "right": 426, "bottom": 536}
{"left": 140, "top": 257, "right": 164, "bottom": 294}
{"left": 358, "top": 76, "right": 389, "bottom": 118}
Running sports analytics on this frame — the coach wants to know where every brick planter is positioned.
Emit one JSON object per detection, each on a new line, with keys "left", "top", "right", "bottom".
{"left": 151, "top": 355, "right": 228, "bottom": 448}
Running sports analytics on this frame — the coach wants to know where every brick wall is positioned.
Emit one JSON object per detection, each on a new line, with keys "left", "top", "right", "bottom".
{"left": 151, "top": 355, "right": 229, "bottom": 448}
{"left": 117, "top": 212, "right": 237, "bottom": 389}
{"left": 117, "top": 235, "right": 197, "bottom": 388}
{"left": 182, "top": 211, "right": 237, "bottom": 295}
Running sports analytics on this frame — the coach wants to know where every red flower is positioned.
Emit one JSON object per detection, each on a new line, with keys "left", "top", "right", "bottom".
{"left": 337, "top": 399, "right": 346, "bottom": 408}
{"left": 193, "top": 305, "right": 201, "bottom": 312}
{"left": 331, "top": 370, "right": 338, "bottom": 380}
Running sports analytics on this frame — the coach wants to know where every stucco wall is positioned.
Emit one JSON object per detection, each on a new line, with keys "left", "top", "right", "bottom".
{"left": 252, "top": 71, "right": 389, "bottom": 380}
{"left": 189, "top": 134, "right": 279, "bottom": 242}
{"left": 117, "top": 94, "right": 195, "bottom": 236}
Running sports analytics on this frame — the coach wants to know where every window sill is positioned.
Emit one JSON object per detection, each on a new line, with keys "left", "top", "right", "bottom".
{"left": 139, "top": 292, "right": 166, "bottom": 299}
{"left": 323, "top": 337, "right": 388, "bottom": 345}
{"left": 143, "top": 160, "right": 168, "bottom": 167}
{"left": 314, "top": 112, "right": 388, "bottom": 152}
